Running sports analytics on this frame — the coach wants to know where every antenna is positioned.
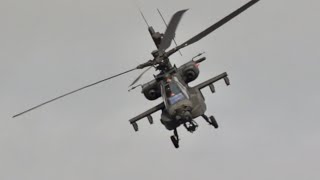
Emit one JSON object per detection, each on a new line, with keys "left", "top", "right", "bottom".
{"left": 157, "top": 8, "right": 183, "bottom": 56}
{"left": 128, "top": 84, "right": 142, "bottom": 92}
{"left": 192, "top": 52, "right": 206, "bottom": 60}
{"left": 133, "top": 0, "right": 150, "bottom": 27}
{"left": 139, "top": 8, "right": 150, "bottom": 27}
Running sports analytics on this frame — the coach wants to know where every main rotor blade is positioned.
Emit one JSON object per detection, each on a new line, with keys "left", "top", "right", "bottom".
{"left": 158, "top": 9, "right": 188, "bottom": 52}
{"left": 157, "top": 8, "right": 182, "bottom": 56}
{"left": 167, "top": 0, "right": 259, "bottom": 56}
{"left": 13, "top": 68, "right": 137, "bottom": 118}
{"left": 129, "top": 66, "right": 152, "bottom": 87}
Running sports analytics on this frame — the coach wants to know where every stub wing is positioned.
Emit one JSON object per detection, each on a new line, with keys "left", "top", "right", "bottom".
{"left": 195, "top": 72, "right": 230, "bottom": 92}
{"left": 129, "top": 102, "right": 165, "bottom": 131}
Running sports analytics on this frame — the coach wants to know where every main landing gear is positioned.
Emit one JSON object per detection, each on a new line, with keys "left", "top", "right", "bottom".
{"left": 170, "top": 116, "right": 218, "bottom": 148}
{"left": 202, "top": 114, "right": 218, "bottom": 128}
{"left": 170, "top": 128, "right": 179, "bottom": 148}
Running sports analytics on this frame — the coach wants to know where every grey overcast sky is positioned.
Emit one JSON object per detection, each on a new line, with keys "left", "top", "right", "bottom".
{"left": 1, "top": 0, "right": 320, "bottom": 179}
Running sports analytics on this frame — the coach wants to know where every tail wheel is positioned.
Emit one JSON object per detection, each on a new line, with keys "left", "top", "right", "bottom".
{"left": 209, "top": 116, "right": 218, "bottom": 129}
{"left": 170, "top": 135, "right": 179, "bottom": 148}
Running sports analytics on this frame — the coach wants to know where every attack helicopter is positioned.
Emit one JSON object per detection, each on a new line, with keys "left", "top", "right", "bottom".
{"left": 13, "top": 0, "right": 260, "bottom": 148}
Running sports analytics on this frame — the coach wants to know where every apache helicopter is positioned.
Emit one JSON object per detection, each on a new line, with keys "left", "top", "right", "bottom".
{"left": 13, "top": 0, "right": 260, "bottom": 148}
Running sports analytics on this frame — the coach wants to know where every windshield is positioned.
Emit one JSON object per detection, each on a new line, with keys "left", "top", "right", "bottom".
{"left": 164, "top": 81, "right": 186, "bottom": 105}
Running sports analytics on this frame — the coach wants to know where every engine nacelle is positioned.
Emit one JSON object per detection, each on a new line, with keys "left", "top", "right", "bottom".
{"left": 178, "top": 61, "right": 200, "bottom": 84}
{"left": 141, "top": 80, "right": 161, "bottom": 101}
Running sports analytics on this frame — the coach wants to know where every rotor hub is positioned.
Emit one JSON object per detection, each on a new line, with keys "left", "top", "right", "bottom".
{"left": 151, "top": 50, "right": 159, "bottom": 58}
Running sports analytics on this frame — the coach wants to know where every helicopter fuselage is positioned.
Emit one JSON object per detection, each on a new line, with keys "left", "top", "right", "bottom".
{"left": 135, "top": 57, "right": 213, "bottom": 133}
{"left": 160, "top": 85, "right": 207, "bottom": 131}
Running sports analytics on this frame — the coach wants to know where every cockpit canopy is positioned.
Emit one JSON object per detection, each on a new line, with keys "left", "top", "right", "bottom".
{"left": 162, "top": 76, "right": 189, "bottom": 105}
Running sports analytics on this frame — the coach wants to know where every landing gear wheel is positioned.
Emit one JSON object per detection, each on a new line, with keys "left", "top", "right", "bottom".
{"left": 170, "top": 135, "right": 179, "bottom": 148}
{"left": 171, "top": 129, "right": 180, "bottom": 148}
{"left": 209, "top": 116, "right": 218, "bottom": 128}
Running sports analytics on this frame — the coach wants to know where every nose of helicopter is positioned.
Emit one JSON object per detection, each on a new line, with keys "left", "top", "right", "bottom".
{"left": 175, "top": 106, "right": 193, "bottom": 122}
{"left": 175, "top": 111, "right": 191, "bottom": 121}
